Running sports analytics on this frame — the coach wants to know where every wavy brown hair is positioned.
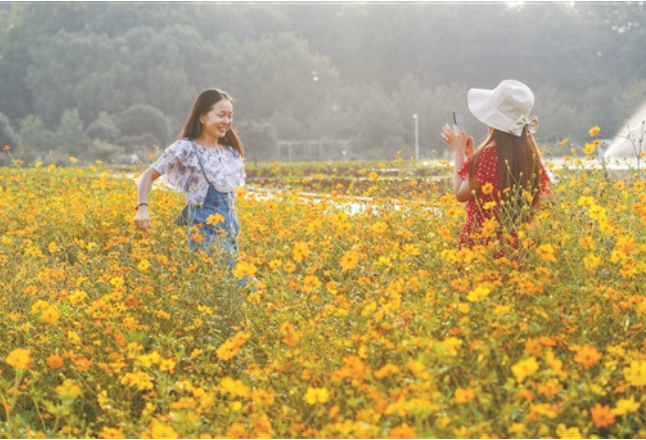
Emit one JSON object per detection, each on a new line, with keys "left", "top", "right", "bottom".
{"left": 468, "top": 126, "right": 544, "bottom": 224}
{"left": 178, "top": 88, "right": 244, "bottom": 156}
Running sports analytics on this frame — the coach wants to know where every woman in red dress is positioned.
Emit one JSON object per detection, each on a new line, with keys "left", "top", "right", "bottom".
{"left": 440, "top": 79, "right": 551, "bottom": 254}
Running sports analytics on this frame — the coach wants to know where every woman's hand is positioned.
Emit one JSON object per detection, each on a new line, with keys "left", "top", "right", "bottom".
{"left": 134, "top": 206, "right": 151, "bottom": 231}
{"left": 441, "top": 123, "right": 473, "bottom": 156}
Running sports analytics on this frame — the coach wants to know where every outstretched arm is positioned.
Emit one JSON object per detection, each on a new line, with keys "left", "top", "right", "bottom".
{"left": 134, "top": 167, "right": 161, "bottom": 231}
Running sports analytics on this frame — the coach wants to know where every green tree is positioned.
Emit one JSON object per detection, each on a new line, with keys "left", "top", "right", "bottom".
{"left": 533, "top": 84, "right": 582, "bottom": 145}
{"left": 18, "top": 115, "right": 55, "bottom": 161}
{"left": 0, "top": 112, "right": 19, "bottom": 148}
{"left": 0, "top": 2, "right": 100, "bottom": 120}
{"left": 54, "top": 109, "right": 85, "bottom": 157}
{"left": 86, "top": 112, "right": 121, "bottom": 143}
{"left": 236, "top": 120, "right": 278, "bottom": 161}
{"left": 115, "top": 104, "right": 171, "bottom": 148}
{"left": 25, "top": 30, "right": 129, "bottom": 125}
{"left": 212, "top": 32, "right": 340, "bottom": 122}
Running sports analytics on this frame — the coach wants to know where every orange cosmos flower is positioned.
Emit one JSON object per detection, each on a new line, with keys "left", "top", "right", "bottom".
{"left": 590, "top": 403, "right": 615, "bottom": 428}
{"left": 573, "top": 344, "right": 603, "bottom": 368}
{"left": 46, "top": 353, "right": 65, "bottom": 369}
{"left": 388, "top": 424, "right": 415, "bottom": 439}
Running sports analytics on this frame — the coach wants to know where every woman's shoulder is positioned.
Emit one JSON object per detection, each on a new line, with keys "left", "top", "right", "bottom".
{"left": 166, "top": 138, "right": 193, "bottom": 151}
{"left": 157, "top": 139, "right": 200, "bottom": 167}
{"left": 162, "top": 138, "right": 197, "bottom": 158}
{"left": 219, "top": 144, "right": 242, "bottom": 158}
{"left": 479, "top": 143, "right": 498, "bottom": 158}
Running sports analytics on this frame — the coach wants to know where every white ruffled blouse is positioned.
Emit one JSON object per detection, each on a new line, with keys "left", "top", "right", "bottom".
{"left": 151, "top": 138, "right": 246, "bottom": 205}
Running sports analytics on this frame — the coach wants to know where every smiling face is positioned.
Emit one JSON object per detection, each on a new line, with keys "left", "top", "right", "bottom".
{"left": 200, "top": 99, "right": 233, "bottom": 140}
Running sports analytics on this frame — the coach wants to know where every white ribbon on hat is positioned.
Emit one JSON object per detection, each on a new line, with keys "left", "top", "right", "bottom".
{"left": 509, "top": 115, "right": 539, "bottom": 137}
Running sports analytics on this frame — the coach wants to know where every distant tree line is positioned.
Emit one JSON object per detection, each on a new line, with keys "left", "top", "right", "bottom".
{"left": 1, "top": 2, "right": 645, "bottom": 164}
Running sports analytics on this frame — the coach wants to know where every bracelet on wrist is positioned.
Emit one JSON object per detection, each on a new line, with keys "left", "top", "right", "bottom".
{"left": 136, "top": 203, "right": 148, "bottom": 210}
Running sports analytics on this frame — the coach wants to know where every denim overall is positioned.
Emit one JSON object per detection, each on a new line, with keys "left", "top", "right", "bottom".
{"left": 186, "top": 186, "right": 239, "bottom": 263}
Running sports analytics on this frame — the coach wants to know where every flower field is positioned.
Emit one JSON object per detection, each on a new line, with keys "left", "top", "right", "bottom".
{"left": 1, "top": 151, "right": 646, "bottom": 439}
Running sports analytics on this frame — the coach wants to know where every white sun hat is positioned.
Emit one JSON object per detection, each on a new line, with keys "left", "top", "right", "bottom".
{"left": 467, "top": 79, "right": 538, "bottom": 137}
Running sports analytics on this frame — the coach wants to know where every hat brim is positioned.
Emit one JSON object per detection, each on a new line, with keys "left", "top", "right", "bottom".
{"left": 467, "top": 87, "right": 516, "bottom": 133}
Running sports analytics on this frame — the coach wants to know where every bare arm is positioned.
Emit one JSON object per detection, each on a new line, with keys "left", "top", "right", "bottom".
{"left": 134, "top": 167, "right": 161, "bottom": 231}
{"left": 440, "top": 123, "right": 475, "bottom": 202}
{"left": 453, "top": 152, "right": 475, "bottom": 203}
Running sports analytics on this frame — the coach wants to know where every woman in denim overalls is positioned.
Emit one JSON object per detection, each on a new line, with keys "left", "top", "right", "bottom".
{"left": 134, "top": 89, "right": 246, "bottom": 265}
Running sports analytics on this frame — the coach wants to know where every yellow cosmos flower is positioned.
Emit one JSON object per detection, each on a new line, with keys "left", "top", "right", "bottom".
{"left": 99, "top": 427, "right": 125, "bottom": 439}
{"left": 536, "top": 244, "right": 557, "bottom": 262}
{"left": 512, "top": 357, "right": 539, "bottom": 383}
{"left": 305, "top": 386, "right": 330, "bottom": 405}
{"left": 148, "top": 421, "right": 178, "bottom": 440}
{"left": 340, "top": 250, "right": 360, "bottom": 271}
{"left": 555, "top": 424, "right": 583, "bottom": 439}
{"left": 302, "top": 275, "right": 322, "bottom": 293}
{"left": 252, "top": 388, "right": 276, "bottom": 407}
{"left": 232, "top": 261, "right": 258, "bottom": 279}
{"left": 120, "top": 371, "right": 154, "bottom": 391}
{"left": 6, "top": 348, "right": 31, "bottom": 370}
{"left": 441, "top": 337, "right": 463, "bottom": 356}
{"left": 582, "top": 253, "right": 601, "bottom": 272}
{"left": 216, "top": 331, "right": 250, "bottom": 361}
{"left": 454, "top": 387, "right": 475, "bottom": 404}
{"left": 56, "top": 379, "right": 82, "bottom": 399}
{"left": 616, "top": 235, "right": 636, "bottom": 254}
{"left": 206, "top": 212, "right": 225, "bottom": 225}
{"left": 623, "top": 360, "right": 646, "bottom": 386}
{"left": 466, "top": 285, "right": 491, "bottom": 302}
{"left": 109, "top": 276, "right": 124, "bottom": 287}
{"left": 220, "top": 376, "right": 250, "bottom": 398}
{"left": 612, "top": 396, "right": 640, "bottom": 415}
{"left": 588, "top": 126, "right": 601, "bottom": 136}
{"left": 226, "top": 423, "right": 248, "bottom": 439}
{"left": 578, "top": 236, "right": 595, "bottom": 249}
{"left": 370, "top": 221, "right": 389, "bottom": 234}
{"left": 582, "top": 143, "right": 596, "bottom": 155}
{"left": 373, "top": 363, "right": 400, "bottom": 379}
{"left": 280, "top": 322, "right": 301, "bottom": 346}
{"left": 293, "top": 241, "right": 310, "bottom": 262}
{"left": 588, "top": 204, "right": 607, "bottom": 221}
{"left": 41, "top": 306, "right": 60, "bottom": 324}
{"left": 577, "top": 196, "right": 595, "bottom": 206}
{"left": 69, "top": 156, "right": 78, "bottom": 163}
{"left": 480, "top": 183, "right": 494, "bottom": 195}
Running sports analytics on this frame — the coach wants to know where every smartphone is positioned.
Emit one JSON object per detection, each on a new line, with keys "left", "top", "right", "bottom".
{"left": 452, "top": 111, "right": 465, "bottom": 131}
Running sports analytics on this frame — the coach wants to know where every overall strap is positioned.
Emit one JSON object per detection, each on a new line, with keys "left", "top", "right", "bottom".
{"left": 189, "top": 140, "right": 237, "bottom": 234}
{"left": 189, "top": 140, "right": 214, "bottom": 188}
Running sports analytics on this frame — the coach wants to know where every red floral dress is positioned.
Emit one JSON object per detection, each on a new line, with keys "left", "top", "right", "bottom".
{"left": 456, "top": 144, "right": 551, "bottom": 250}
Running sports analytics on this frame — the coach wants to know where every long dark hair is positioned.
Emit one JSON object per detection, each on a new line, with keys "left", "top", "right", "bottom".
{"left": 468, "top": 126, "right": 544, "bottom": 224}
{"left": 178, "top": 88, "right": 244, "bottom": 156}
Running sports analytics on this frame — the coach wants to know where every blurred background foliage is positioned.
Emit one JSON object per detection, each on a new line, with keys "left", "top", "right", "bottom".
{"left": 0, "top": 1, "right": 645, "bottom": 164}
